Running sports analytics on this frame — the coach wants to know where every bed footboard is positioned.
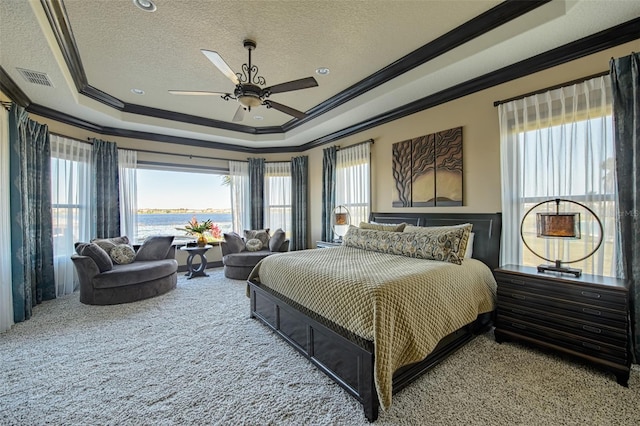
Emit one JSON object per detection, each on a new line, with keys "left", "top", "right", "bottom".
{"left": 249, "top": 280, "right": 380, "bottom": 421}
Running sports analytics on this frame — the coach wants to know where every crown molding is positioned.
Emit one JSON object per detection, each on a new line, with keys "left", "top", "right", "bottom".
{"left": 40, "top": 0, "right": 551, "bottom": 135}
{"left": 299, "top": 17, "right": 640, "bottom": 150}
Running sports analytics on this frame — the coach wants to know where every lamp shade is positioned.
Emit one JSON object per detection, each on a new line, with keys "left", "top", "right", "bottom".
{"left": 536, "top": 212, "right": 581, "bottom": 238}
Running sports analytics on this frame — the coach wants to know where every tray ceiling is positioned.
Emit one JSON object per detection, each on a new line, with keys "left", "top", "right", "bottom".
{"left": 1, "top": 0, "right": 639, "bottom": 151}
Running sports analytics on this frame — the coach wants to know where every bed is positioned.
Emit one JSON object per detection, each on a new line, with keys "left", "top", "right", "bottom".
{"left": 247, "top": 212, "right": 502, "bottom": 422}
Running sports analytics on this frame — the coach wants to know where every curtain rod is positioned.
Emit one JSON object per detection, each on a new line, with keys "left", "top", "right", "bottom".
{"left": 338, "top": 138, "right": 374, "bottom": 150}
{"left": 1, "top": 101, "right": 11, "bottom": 110}
{"left": 49, "top": 133, "right": 305, "bottom": 164}
{"left": 493, "top": 71, "right": 610, "bottom": 107}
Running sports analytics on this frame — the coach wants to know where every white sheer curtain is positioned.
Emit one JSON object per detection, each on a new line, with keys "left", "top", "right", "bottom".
{"left": 50, "top": 135, "right": 94, "bottom": 296}
{"left": 0, "top": 106, "right": 13, "bottom": 332}
{"left": 499, "top": 75, "right": 618, "bottom": 276}
{"left": 264, "top": 162, "right": 291, "bottom": 236}
{"left": 336, "top": 142, "right": 371, "bottom": 226}
{"left": 229, "top": 160, "right": 250, "bottom": 233}
{"left": 118, "top": 149, "right": 138, "bottom": 241}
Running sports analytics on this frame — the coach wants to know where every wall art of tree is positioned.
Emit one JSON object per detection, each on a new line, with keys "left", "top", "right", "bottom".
{"left": 391, "top": 127, "right": 463, "bottom": 207}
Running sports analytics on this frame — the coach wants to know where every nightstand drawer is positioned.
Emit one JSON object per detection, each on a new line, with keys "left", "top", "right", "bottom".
{"left": 495, "top": 273, "right": 627, "bottom": 308}
{"left": 496, "top": 287, "right": 627, "bottom": 324}
{"left": 497, "top": 314, "right": 628, "bottom": 365}
{"left": 497, "top": 301, "right": 627, "bottom": 345}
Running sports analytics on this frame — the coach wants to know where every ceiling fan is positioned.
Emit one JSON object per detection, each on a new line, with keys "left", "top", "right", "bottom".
{"left": 169, "top": 39, "right": 318, "bottom": 122}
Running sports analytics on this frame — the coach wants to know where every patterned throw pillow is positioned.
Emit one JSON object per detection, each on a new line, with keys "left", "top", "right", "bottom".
{"left": 244, "top": 229, "right": 270, "bottom": 248}
{"left": 343, "top": 224, "right": 472, "bottom": 265}
{"left": 404, "top": 224, "right": 473, "bottom": 260}
{"left": 359, "top": 222, "right": 407, "bottom": 232}
{"left": 90, "top": 236, "right": 130, "bottom": 255}
{"left": 110, "top": 244, "right": 136, "bottom": 265}
{"left": 245, "top": 238, "right": 263, "bottom": 252}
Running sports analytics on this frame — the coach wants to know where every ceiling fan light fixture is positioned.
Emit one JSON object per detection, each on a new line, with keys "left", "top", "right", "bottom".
{"left": 238, "top": 94, "right": 262, "bottom": 108}
{"left": 133, "top": 0, "right": 157, "bottom": 12}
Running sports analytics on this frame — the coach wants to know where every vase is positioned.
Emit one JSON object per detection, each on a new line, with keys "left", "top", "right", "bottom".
{"left": 196, "top": 234, "right": 207, "bottom": 247}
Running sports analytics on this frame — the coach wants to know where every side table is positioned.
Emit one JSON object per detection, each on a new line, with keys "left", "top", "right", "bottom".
{"left": 180, "top": 245, "right": 213, "bottom": 279}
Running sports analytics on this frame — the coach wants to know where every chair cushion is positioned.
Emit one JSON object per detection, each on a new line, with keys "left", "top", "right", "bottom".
{"left": 75, "top": 242, "right": 113, "bottom": 272}
{"left": 93, "top": 259, "right": 178, "bottom": 289}
{"left": 223, "top": 250, "right": 271, "bottom": 267}
{"left": 223, "top": 232, "right": 246, "bottom": 253}
{"left": 269, "top": 228, "right": 286, "bottom": 252}
{"left": 135, "top": 235, "right": 174, "bottom": 261}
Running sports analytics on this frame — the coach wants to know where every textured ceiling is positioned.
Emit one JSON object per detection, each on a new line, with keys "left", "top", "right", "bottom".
{"left": 1, "top": 0, "right": 639, "bottom": 150}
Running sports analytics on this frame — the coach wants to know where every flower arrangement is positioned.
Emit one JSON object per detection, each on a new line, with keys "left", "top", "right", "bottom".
{"left": 176, "top": 217, "right": 223, "bottom": 243}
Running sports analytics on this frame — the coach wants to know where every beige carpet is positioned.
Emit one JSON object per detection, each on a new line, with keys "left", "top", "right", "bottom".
{"left": 1, "top": 268, "right": 638, "bottom": 425}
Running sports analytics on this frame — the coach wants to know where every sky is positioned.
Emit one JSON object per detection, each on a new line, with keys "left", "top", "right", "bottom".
{"left": 137, "top": 169, "right": 231, "bottom": 210}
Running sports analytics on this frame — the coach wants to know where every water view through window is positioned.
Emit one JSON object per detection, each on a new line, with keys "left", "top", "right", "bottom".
{"left": 136, "top": 169, "right": 232, "bottom": 243}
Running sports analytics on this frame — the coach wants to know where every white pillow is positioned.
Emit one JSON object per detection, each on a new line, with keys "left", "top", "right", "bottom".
{"left": 465, "top": 232, "right": 475, "bottom": 258}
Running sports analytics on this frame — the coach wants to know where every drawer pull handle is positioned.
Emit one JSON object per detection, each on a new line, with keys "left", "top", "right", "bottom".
{"left": 581, "top": 291, "right": 601, "bottom": 299}
{"left": 511, "top": 294, "right": 526, "bottom": 300}
{"left": 582, "top": 342, "right": 601, "bottom": 351}
{"left": 582, "top": 325, "right": 602, "bottom": 334}
{"left": 511, "top": 323, "right": 527, "bottom": 330}
{"left": 582, "top": 307, "right": 602, "bottom": 316}
{"left": 510, "top": 279, "right": 525, "bottom": 285}
{"left": 511, "top": 308, "right": 526, "bottom": 315}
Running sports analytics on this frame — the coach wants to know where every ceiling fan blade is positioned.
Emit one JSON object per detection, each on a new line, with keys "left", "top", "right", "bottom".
{"left": 201, "top": 50, "right": 240, "bottom": 85}
{"left": 262, "top": 77, "right": 318, "bottom": 95}
{"left": 232, "top": 105, "right": 246, "bottom": 122}
{"left": 264, "top": 100, "right": 307, "bottom": 119}
{"left": 168, "top": 90, "right": 230, "bottom": 96}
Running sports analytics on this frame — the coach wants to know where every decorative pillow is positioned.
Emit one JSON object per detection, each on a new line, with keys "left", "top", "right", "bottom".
{"left": 344, "top": 224, "right": 472, "bottom": 265}
{"left": 90, "top": 236, "right": 130, "bottom": 255}
{"left": 268, "top": 228, "right": 287, "bottom": 252}
{"left": 75, "top": 242, "right": 113, "bottom": 272}
{"left": 110, "top": 244, "right": 136, "bottom": 265}
{"left": 135, "top": 235, "right": 174, "bottom": 261}
{"left": 404, "top": 224, "right": 473, "bottom": 260}
{"left": 244, "top": 229, "right": 270, "bottom": 248}
{"left": 359, "top": 222, "right": 407, "bottom": 232}
{"left": 223, "top": 232, "right": 246, "bottom": 253}
{"left": 245, "top": 238, "right": 263, "bottom": 252}
{"left": 465, "top": 232, "right": 475, "bottom": 259}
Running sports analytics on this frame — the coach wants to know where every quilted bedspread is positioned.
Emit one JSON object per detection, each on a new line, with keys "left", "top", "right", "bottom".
{"left": 248, "top": 246, "right": 497, "bottom": 410}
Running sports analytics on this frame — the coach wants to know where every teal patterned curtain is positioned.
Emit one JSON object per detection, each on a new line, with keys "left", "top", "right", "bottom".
{"left": 8, "top": 104, "right": 55, "bottom": 322}
{"left": 290, "top": 156, "right": 308, "bottom": 251}
{"left": 91, "top": 138, "right": 120, "bottom": 238}
{"left": 321, "top": 146, "right": 337, "bottom": 242}
{"left": 610, "top": 52, "right": 640, "bottom": 362}
{"left": 248, "top": 157, "right": 265, "bottom": 230}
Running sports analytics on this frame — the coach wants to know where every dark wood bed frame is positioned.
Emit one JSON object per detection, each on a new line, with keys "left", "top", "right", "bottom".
{"left": 248, "top": 212, "right": 502, "bottom": 422}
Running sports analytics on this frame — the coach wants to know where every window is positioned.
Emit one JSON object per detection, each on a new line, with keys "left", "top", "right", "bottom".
{"left": 264, "top": 162, "right": 291, "bottom": 237}
{"left": 50, "top": 135, "right": 93, "bottom": 296}
{"left": 336, "top": 143, "right": 371, "bottom": 226}
{"left": 499, "top": 76, "right": 618, "bottom": 277}
{"left": 136, "top": 168, "right": 232, "bottom": 242}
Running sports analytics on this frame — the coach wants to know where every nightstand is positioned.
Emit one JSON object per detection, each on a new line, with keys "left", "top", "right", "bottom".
{"left": 494, "top": 264, "right": 630, "bottom": 386}
{"left": 316, "top": 241, "right": 342, "bottom": 248}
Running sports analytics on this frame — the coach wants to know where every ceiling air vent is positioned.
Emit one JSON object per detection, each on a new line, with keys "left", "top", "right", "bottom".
{"left": 16, "top": 68, "right": 54, "bottom": 87}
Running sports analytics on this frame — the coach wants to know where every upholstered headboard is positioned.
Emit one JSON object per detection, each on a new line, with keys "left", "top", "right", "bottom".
{"left": 368, "top": 212, "right": 502, "bottom": 271}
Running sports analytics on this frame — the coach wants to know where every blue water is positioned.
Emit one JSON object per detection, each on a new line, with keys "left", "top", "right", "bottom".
{"left": 137, "top": 212, "right": 232, "bottom": 241}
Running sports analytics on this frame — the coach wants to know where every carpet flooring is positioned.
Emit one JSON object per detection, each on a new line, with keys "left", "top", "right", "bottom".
{"left": 1, "top": 268, "right": 638, "bottom": 425}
